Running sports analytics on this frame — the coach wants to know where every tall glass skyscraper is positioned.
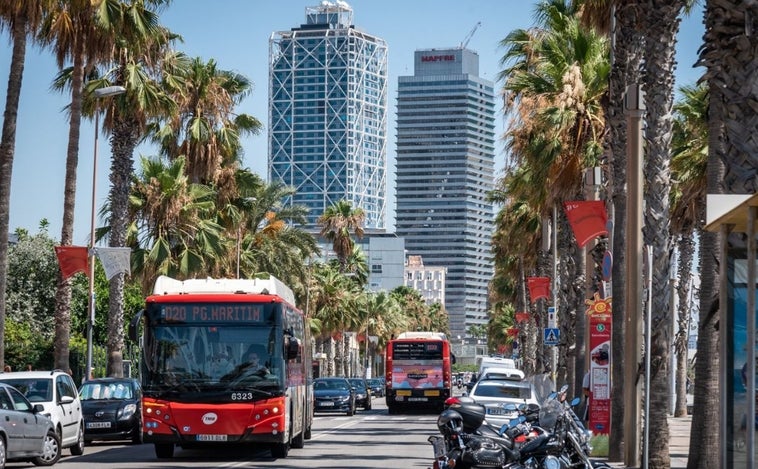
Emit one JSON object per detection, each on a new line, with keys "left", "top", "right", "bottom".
{"left": 268, "top": 2, "right": 388, "bottom": 230}
{"left": 395, "top": 48, "right": 496, "bottom": 339}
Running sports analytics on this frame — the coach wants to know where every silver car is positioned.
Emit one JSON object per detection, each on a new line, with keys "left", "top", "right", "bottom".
{"left": 467, "top": 378, "right": 539, "bottom": 430}
{"left": 0, "top": 382, "right": 60, "bottom": 466}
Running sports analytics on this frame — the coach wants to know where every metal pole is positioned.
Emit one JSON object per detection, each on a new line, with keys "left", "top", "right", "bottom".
{"left": 552, "top": 205, "right": 558, "bottom": 384}
{"left": 236, "top": 226, "right": 240, "bottom": 279}
{"left": 85, "top": 85, "right": 125, "bottom": 383}
{"left": 643, "top": 245, "right": 652, "bottom": 469}
{"left": 85, "top": 110, "right": 99, "bottom": 383}
{"left": 623, "top": 84, "right": 644, "bottom": 467}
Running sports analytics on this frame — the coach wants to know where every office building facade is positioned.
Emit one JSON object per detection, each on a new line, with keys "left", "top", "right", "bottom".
{"left": 268, "top": 2, "right": 388, "bottom": 230}
{"left": 395, "top": 48, "right": 496, "bottom": 339}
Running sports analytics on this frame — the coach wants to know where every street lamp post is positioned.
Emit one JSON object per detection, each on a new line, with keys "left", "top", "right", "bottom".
{"left": 86, "top": 85, "right": 126, "bottom": 383}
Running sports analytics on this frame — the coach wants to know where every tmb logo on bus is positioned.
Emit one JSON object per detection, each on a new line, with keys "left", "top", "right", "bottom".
{"left": 202, "top": 413, "right": 218, "bottom": 425}
{"left": 407, "top": 372, "right": 429, "bottom": 380}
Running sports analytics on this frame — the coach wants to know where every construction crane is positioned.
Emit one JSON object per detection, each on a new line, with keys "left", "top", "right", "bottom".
{"left": 460, "top": 21, "right": 481, "bottom": 49}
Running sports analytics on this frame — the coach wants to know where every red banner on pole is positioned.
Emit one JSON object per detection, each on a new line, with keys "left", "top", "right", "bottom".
{"left": 586, "top": 292, "right": 612, "bottom": 436}
{"left": 54, "top": 246, "right": 89, "bottom": 279}
{"left": 515, "top": 312, "right": 531, "bottom": 323}
{"left": 506, "top": 327, "right": 519, "bottom": 338}
{"left": 527, "top": 277, "right": 551, "bottom": 302}
{"left": 563, "top": 200, "right": 609, "bottom": 247}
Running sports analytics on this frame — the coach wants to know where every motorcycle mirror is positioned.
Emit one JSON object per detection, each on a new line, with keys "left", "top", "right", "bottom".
{"left": 570, "top": 397, "right": 581, "bottom": 407}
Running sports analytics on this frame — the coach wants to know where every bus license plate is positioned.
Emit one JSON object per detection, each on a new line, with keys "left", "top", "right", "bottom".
{"left": 196, "top": 434, "right": 227, "bottom": 442}
{"left": 424, "top": 390, "right": 440, "bottom": 396}
{"left": 396, "top": 390, "right": 411, "bottom": 396}
{"left": 409, "top": 397, "right": 428, "bottom": 402}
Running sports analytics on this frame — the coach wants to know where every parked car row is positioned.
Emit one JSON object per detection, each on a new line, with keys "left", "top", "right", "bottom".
{"left": 313, "top": 377, "right": 381, "bottom": 416}
{"left": 0, "top": 370, "right": 143, "bottom": 467}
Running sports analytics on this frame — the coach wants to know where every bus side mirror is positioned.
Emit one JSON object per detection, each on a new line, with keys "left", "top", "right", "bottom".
{"left": 128, "top": 310, "right": 143, "bottom": 342}
{"left": 451, "top": 353, "right": 457, "bottom": 365}
{"left": 286, "top": 337, "right": 301, "bottom": 360}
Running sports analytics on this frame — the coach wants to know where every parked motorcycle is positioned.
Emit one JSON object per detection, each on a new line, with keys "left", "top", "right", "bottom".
{"left": 429, "top": 386, "right": 612, "bottom": 469}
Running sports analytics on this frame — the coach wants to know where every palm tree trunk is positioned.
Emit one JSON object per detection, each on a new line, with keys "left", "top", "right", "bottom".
{"left": 53, "top": 34, "right": 87, "bottom": 372}
{"left": 105, "top": 120, "right": 139, "bottom": 377}
{"left": 674, "top": 234, "right": 694, "bottom": 417}
{"left": 0, "top": 11, "right": 29, "bottom": 369}
{"left": 643, "top": 2, "right": 685, "bottom": 466}
{"left": 689, "top": 1, "right": 755, "bottom": 466}
{"left": 607, "top": 2, "right": 644, "bottom": 460}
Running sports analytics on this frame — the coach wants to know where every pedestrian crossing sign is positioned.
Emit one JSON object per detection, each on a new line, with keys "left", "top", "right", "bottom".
{"left": 544, "top": 328, "right": 560, "bottom": 345}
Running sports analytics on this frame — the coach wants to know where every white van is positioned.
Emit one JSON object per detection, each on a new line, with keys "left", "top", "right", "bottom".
{"left": 477, "top": 356, "right": 518, "bottom": 376}
{"left": 478, "top": 366, "right": 525, "bottom": 381}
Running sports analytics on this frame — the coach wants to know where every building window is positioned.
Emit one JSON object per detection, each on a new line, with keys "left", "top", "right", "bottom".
{"left": 371, "top": 264, "right": 383, "bottom": 273}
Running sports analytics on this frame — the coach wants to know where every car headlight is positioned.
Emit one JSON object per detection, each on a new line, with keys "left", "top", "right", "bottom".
{"left": 337, "top": 395, "right": 351, "bottom": 402}
{"left": 118, "top": 403, "right": 137, "bottom": 420}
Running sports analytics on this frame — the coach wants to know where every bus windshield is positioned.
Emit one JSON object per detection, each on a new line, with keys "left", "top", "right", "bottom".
{"left": 142, "top": 322, "right": 285, "bottom": 401}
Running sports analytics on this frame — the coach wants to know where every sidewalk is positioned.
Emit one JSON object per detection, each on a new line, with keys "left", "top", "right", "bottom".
{"left": 601, "top": 415, "right": 691, "bottom": 469}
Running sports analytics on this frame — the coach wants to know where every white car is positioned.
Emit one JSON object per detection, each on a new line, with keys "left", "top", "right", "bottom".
{"left": 467, "top": 378, "right": 539, "bottom": 430}
{"left": 0, "top": 370, "right": 85, "bottom": 456}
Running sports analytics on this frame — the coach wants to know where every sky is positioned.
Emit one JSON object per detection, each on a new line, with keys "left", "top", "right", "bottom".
{"left": 0, "top": 1, "right": 706, "bottom": 246}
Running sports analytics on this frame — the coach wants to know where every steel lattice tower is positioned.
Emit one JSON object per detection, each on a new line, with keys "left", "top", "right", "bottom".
{"left": 268, "top": 2, "right": 388, "bottom": 230}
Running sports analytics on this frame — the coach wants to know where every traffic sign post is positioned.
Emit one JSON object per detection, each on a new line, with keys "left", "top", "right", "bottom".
{"left": 547, "top": 306, "right": 557, "bottom": 329}
{"left": 544, "top": 328, "right": 560, "bottom": 346}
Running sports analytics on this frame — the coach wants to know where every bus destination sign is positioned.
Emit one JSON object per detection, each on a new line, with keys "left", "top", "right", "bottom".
{"left": 160, "top": 303, "right": 266, "bottom": 323}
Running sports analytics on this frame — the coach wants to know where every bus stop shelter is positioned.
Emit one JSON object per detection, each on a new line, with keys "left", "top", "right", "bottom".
{"left": 706, "top": 193, "right": 758, "bottom": 468}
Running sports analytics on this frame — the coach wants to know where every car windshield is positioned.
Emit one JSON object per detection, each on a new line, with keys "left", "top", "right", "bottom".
{"left": 315, "top": 380, "right": 349, "bottom": 390}
{"left": 80, "top": 382, "right": 133, "bottom": 400}
{"left": 348, "top": 379, "right": 366, "bottom": 390}
{"left": 367, "top": 379, "right": 381, "bottom": 386}
{"left": 0, "top": 378, "right": 52, "bottom": 402}
{"left": 473, "top": 382, "right": 532, "bottom": 399}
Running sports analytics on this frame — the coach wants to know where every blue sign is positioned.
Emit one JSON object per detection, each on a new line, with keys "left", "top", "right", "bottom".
{"left": 602, "top": 250, "right": 613, "bottom": 282}
{"left": 544, "top": 328, "right": 560, "bottom": 346}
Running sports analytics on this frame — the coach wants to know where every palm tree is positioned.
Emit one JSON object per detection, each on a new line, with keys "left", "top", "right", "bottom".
{"left": 96, "top": 2, "right": 177, "bottom": 377}
{"left": 687, "top": 2, "right": 741, "bottom": 466}
{"left": 126, "top": 155, "right": 224, "bottom": 291}
{"left": 149, "top": 56, "right": 262, "bottom": 186}
{"left": 640, "top": 2, "right": 688, "bottom": 465}
{"left": 497, "top": 0, "right": 609, "bottom": 393}
{"left": 670, "top": 83, "right": 707, "bottom": 418}
{"left": 227, "top": 171, "right": 318, "bottom": 284}
{"left": 0, "top": 0, "right": 52, "bottom": 369}
{"left": 317, "top": 200, "right": 366, "bottom": 272}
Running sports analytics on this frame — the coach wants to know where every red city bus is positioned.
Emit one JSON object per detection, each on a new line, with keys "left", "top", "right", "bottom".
{"left": 385, "top": 332, "right": 453, "bottom": 413}
{"left": 128, "top": 275, "right": 313, "bottom": 459}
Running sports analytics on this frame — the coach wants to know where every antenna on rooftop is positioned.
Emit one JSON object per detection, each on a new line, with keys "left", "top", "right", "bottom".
{"left": 460, "top": 21, "right": 481, "bottom": 49}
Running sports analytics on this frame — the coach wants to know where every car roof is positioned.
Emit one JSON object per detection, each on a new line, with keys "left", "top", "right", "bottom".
{"left": 82, "top": 377, "right": 139, "bottom": 385}
{"left": 0, "top": 370, "right": 67, "bottom": 379}
{"left": 479, "top": 367, "right": 525, "bottom": 380}
{"left": 315, "top": 377, "right": 348, "bottom": 381}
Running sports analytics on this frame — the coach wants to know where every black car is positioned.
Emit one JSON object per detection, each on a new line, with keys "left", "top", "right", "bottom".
{"left": 79, "top": 377, "right": 142, "bottom": 444}
{"left": 367, "top": 378, "right": 384, "bottom": 397}
{"left": 314, "top": 377, "right": 356, "bottom": 416}
{"left": 347, "top": 378, "right": 372, "bottom": 410}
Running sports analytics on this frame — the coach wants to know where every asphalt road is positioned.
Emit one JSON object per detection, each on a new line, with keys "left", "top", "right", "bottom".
{"left": 12, "top": 397, "right": 439, "bottom": 469}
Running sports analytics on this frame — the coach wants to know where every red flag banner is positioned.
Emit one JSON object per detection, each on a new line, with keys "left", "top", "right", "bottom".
{"left": 54, "top": 246, "right": 89, "bottom": 279}
{"left": 563, "top": 200, "right": 609, "bottom": 247}
{"left": 515, "top": 312, "right": 531, "bottom": 323}
{"left": 527, "top": 277, "right": 551, "bottom": 302}
{"left": 506, "top": 327, "right": 519, "bottom": 338}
